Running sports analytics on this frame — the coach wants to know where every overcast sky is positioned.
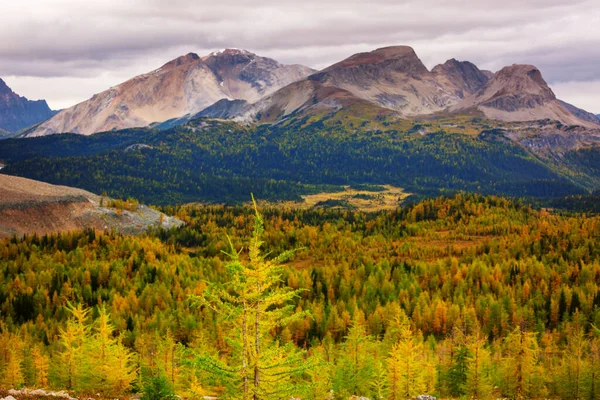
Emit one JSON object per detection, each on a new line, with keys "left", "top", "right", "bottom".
{"left": 1, "top": 0, "right": 599, "bottom": 112}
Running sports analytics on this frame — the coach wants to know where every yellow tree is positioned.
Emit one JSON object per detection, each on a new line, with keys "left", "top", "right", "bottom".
{"left": 31, "top": 345, "right": 49, "bottom": 388}
{"left": 500, "top": 327, "right": 543, "bottom": 400}
{"left": 464, "top": 335, "right": 493, "bottom": 399}
{"left": 56, "top": 303, "right": 93, "bottom": 392}
{"left": 588, "top": 336, "right": 600, "bottom": 400}
{"left": 1, "top": 333, "right": 24, "bottom": 388}
{"left": 154, "top": 329, "right": 182, "bottom": 390}
{"left": 92, "top": 306, "right": 137, "bottom": 395}
{"left": 191, "top": 196, "right": 310, "bottom": 400}
{"left": 333, "top": 319, "right": 375, "bottom": 398}
{"left": 386, "top": 322, "right": 426, "bottom": 400}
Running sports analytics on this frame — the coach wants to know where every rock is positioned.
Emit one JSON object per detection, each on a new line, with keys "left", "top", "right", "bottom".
{"left": 2, "top": 395, "right": 17, "bottom": 400}
{"left": 416, "top": 396, "right": 437, "bottom": 400}
{"left": 124, "top": 143, "right": 153, "bottom": 152}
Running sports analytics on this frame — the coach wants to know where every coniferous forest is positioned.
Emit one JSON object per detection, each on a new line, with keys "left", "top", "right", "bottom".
{"left": 1, "top": 194, "right": 600, "bottom": 399}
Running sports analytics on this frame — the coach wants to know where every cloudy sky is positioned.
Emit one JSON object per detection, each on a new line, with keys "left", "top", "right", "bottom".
{"left": 1, "top": 0, "right": 599, "bottom": 112}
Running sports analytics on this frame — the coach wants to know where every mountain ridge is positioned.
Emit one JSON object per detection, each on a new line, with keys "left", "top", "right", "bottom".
{"left": 25, "top": 46, "right": 600, "bottom": 137}
{"left": 29, "top": 49, "right": 315, "bottom": 136}
{"left": 449, "top": 64, "right": 598, "bottom": 127}
{"left": 0, "top": 78, "right": 56, "bottom": 133}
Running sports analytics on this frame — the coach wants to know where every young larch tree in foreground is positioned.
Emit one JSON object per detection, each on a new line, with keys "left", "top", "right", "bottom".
{"left": 190, "top": 196, "right": 310, "bottom": 400}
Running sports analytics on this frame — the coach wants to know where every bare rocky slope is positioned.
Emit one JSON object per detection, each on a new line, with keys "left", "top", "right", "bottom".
{"left": 29, "top": 49, "right": 314, "bottom": 136}
{"left": 0, "top": 174, "right": 182, "bottom": 238}
{"left": 232, "top": 46, "right": 598, "bottom": 128}
{"left": 306, "top": 46, "right": 471, "bottom": 116}
{"left": 449, "top": 65, "right": 597, "bottom": 127}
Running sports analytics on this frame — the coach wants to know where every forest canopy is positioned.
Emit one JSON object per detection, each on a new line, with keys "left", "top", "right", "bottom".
{"left": 1, "top": 194, "right": 600, "bottom": 398}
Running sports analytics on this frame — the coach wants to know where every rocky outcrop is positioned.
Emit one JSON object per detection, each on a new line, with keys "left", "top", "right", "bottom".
{"left": 0, "top": 78, "right": 56, "bottom": 132}
{"left": 29, "top": 50, "right": 315, "bottom": 136}
{"left": 432, "top": 58, "right": 491, "bottom": 98}
{"left": 5, "top": 388, "right": 76, "bottom": 400}
{"left": 195, "top": 99, "right": 250, "bottom": 119}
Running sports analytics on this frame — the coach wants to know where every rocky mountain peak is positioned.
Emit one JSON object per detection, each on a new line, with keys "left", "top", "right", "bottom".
{"left": 322, "top": 45, "right": 428, "bottom": 77}
{"left": 0, "top": 78, "right": 13, "bottom": 96}
{"left": 432, "top": 58, "right": 491, "bottom": 97}
{"left": 0, "top": 78, "right": 55, "bottom": 132}
{"left": 29, "top": 49, "right": 314, "bottom": 136}
{"left": 161, "top": 52, "right": 201, "bottom": 70}
{"left": 482, "top": 64, "right": 556, "bottom": 104}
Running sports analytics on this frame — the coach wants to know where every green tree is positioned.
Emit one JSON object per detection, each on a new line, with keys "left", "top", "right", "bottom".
{"left": 333, "top": 319, "right": 375, "bottom": 399}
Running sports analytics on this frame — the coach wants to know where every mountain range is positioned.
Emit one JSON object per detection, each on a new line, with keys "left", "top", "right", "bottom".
{"left": 28, "top": 49, "right": 314, "bottom": 136}
{"left": 0, "top": 78, "right": 56, "bottom": 134}
{"left": 15, "top": 46, "right": 599, "bottom": 137}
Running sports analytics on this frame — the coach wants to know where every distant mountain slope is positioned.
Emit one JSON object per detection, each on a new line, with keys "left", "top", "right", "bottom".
{"left": 234, "top": 79, "right": 396, "bottom": 123}
{"left": 306, "top": 46, "right": 473, "bottom": 116}
{"left": 29, "top": 49, "right": 315, "bottom": 137}
{"left": 450, "top": 65, "right": 597, "bottom": 127}
{"left": 219, "top": 46, "right": 597, "bottom": 129}
{"left": 558, "top": 100, "right": 600, "bottom": 125}
{"left": 0, "top": 174, "right": 182, "bottom": 238}
{"left": 0, "top": 78, "right": 56, "bottom": 132}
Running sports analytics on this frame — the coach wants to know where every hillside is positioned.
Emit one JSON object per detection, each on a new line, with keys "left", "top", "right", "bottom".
{"left": 0, "top": 174, "right": 182, "bottom": 238}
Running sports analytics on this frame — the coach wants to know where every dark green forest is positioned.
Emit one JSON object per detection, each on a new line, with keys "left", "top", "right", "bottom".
{"left": 0, "top": 118, "right": 593, "bottom": 205}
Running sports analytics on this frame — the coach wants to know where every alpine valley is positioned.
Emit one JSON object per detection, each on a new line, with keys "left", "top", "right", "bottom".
{"left": 2, "top": 39, "right": 600, "bottom": 400}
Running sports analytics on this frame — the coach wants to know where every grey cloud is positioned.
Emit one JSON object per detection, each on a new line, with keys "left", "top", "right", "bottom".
{"left": 1, "top": 0, "right": 599, "bottom": 110}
